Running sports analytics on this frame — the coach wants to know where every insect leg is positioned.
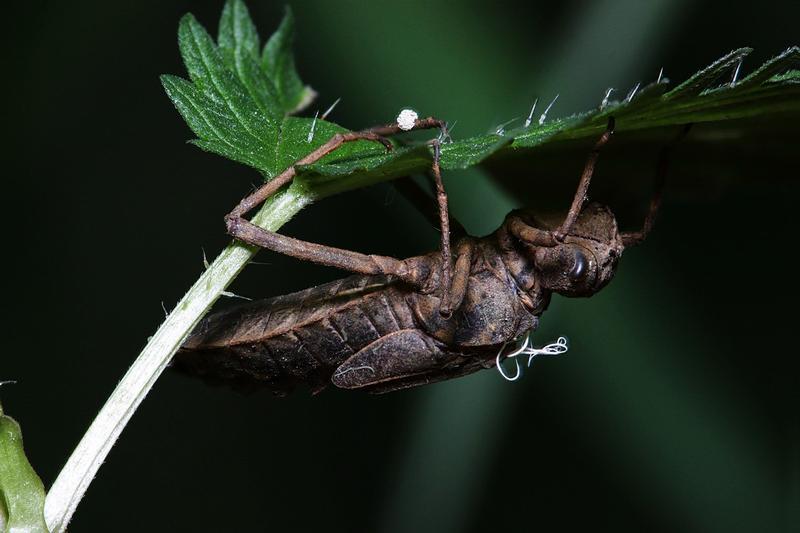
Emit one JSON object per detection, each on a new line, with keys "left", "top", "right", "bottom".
{"left": 506, "top": 214, "right": 560, "bottom": 247}
{"left": 621, "top": 123, "right": 693, "bottom": 247}
{"left": 553, "top": 117, "right": 616, "bottom": 240}
{"left": 440, "top": 238, "right": 473, "bottom": 317}
{"left": 429, "top": 139, "right": 454, "bottom": 314}
{"left": 394, "top": 173, "right": 470, "bottom": 315}
{"left": 225, "top": 118, "right": 448, "bottom": 287}
{"left": 227, "top": 130, "right": 393, "bottom": 222}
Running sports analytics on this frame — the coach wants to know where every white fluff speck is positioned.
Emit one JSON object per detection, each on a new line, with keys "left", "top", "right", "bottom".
{"left": 396, "top": 109, "right": 418, "bottom": 131}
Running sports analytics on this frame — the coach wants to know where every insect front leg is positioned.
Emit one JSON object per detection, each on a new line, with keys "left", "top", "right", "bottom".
{"left": 553, "top": 116, "right": 616, "bottom": 240}
{"left": 506, "top": 117, "right": 616, "bottom": 247}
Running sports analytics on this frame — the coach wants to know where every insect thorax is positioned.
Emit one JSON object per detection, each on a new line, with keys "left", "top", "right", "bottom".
{"left": 412, "top": 240, "right": 542, "bottom": 348}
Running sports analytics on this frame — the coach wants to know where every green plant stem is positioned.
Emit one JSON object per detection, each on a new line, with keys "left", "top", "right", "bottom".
{"left": 43, "top": 187, "right": 309, "bottom": 533}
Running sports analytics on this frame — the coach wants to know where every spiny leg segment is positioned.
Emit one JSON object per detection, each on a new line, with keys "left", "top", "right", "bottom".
{"left": 225, "top": 116, "right": 458, "bottom": 311}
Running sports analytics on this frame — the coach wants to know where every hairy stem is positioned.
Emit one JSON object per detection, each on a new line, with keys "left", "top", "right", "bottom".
{"left": 44, "top": 187, "right": 310, "bottom": 533}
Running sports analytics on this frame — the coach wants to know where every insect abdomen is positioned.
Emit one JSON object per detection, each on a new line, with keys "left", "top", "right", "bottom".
{"left": 175, "top": 274, "right": 417, "bottom": 395}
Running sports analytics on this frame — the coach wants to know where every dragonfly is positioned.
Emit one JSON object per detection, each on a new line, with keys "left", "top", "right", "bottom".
{"left": 175, "top": 115, "right": 690, "bottom": 395}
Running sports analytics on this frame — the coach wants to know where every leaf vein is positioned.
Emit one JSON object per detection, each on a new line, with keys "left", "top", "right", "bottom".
{"left": 189, "top": 22, "right": 267, "bottom": 147}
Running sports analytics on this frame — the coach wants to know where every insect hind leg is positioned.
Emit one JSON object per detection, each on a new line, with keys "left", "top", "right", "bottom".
{"left": 224, "top": 118, "right": 452, "bottom": 289}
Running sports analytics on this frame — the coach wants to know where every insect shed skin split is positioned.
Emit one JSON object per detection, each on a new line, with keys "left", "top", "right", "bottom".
{"left": 175, "top": 115, "right": 690, "bottom": 395}
{"left": 495, "top": 335, "right": 569, "bottom": 382}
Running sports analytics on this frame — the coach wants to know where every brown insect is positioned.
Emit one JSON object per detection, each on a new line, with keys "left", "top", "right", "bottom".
{"left": 175, "top": 116, "right": 689, "bottom": 395}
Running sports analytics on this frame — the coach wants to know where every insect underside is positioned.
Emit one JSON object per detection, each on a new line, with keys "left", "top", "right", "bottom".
{"left": 175, "top": 115, "right": 689, "bottom": 395}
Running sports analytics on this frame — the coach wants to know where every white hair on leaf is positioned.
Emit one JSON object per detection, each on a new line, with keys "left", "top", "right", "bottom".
{"left": 494, "top": 116, "right": 520, "bottom": 136}
{"left": 600, "top": 88, "right": 614, "bottom": 110}
{"left": 538, "top": 94, "right": 559, "bottom": 125}
{"left": 321, "top": 97, "right": 341, "bottom": 120}
{"left": 731, "top": 59, "right": 743, "bottom": 87}
{"left": 524, "top": 98, "right": 538, "bottom": 128}
{"left": 307, "top": 110, "right": 319, "bottom": 143}
{"left": 625, "top": 82, "right": 641, "bottom": 103}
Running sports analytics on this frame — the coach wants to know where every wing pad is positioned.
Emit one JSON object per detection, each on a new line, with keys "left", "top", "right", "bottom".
{"left": 332, "top": 329, "right": 443, "bottom": 389}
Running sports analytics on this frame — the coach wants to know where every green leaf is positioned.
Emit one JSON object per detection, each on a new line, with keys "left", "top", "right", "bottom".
{"left": 162, "top": 11, "right": 287, "bottom": 177}
{"left": 441, "top": 135, "right": 513, "bottom": 169}
{"left": 218, "top": 0, "right": 259, "bottom": 63}
{"left": 161, "top": 74, "right": 275, "bottom": 171}
{"left": 299, "top": 145, "right": 434, "bottom": 198}
{"left": 163, "top": 6, "right": 333, "bottom": 179}
{"left": 262, "top": 7, "right": 316, "bottom": 114}
{"left": 178, "top": 13, "right": 279, "bottom": 136}
{"left": 0, "top": 403, "right": 48, "bottom": 533}
{"left": 217, "top": 0, "right": 281, "bottom": 120}
{"left": 163, "top": 4, "right": 798, "bottom": 201}
{"left": 665, "top": 47, "right": 752, "bottom": 99}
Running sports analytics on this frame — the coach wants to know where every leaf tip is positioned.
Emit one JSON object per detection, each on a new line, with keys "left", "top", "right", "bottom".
{"left": 159, "top": 73, "right": 176, "bottom": 93}
{"left": 270, "top": 5, "right": 296, "bottom": 49}
{"left": 282, "top": 5, "right": 295, "bottom": 25}
{"left": 159, "top": 74, "right": 183, "bottom": 95}
{"left": 178, "top": 12, "right": 198, "bottom": 30}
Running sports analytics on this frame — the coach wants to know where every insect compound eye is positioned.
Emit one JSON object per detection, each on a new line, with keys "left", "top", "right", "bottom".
{"left": 568, "top": 249, "right": 588, "bottom": 281}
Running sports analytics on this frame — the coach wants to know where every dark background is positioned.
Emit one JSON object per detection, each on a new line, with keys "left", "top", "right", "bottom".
{"left": 3, "top": 1, "right": 799, "bottom": 531}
